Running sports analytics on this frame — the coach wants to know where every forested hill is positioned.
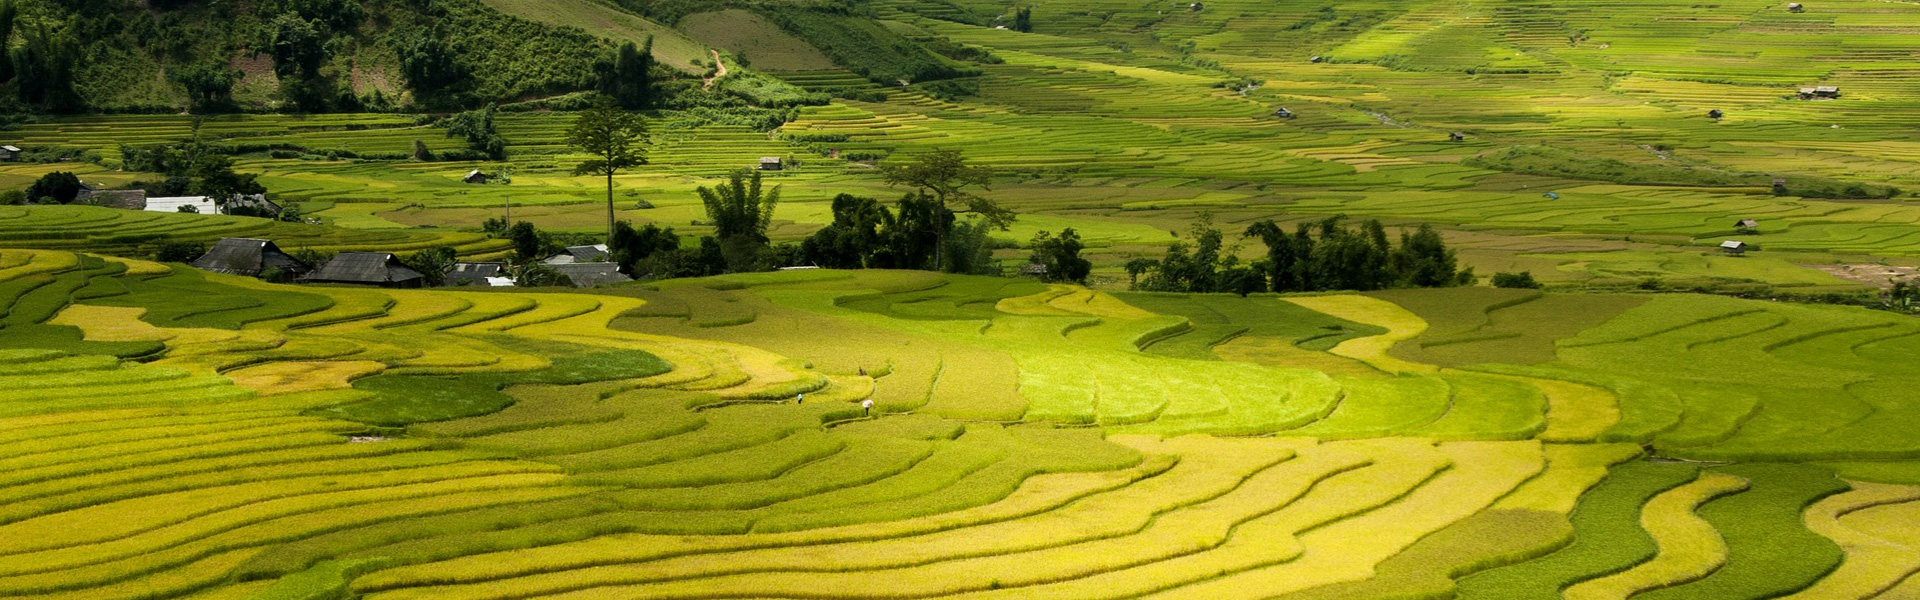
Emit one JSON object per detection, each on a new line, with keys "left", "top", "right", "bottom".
{"left": 0, "top": 0, "right": 981, "bottom": 113}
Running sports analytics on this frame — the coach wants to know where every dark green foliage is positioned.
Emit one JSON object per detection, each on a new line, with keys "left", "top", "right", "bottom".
{"left": 264, "top": 12, "right": 330, "bottom": 79}
{"left": 400, "top": 246, "right": 457, "bottom": 286}
{"left": 596, "top": 39, "right": 655, "bottom": 110}
{"left": 312, "top": 374, "right": 515, "bottom": 426}
{"left": 508, "top": 221, "right": 543, "bottom": 262}
{"left": 609, "top": 220, "right": 680, "bottom": 277}
{"left": 151, "top": 240, "right": 205, "bottom": 263}
{"left": 1012, "top": 7, "right": 1032, "bottom": 32}
{"left": 799, "top": 193, "right": 957, "bottom": 272}
{"left": 883, "top": 148, "right": 1007, "bottom": 229}
{"left": 0, "top": 0, "right": 14, "bottom": 85}
{"left": 14, "top": 25, "right": 83, "bottom": 110}
{"left": 393, "top": 24, "right": 469, "bottom": 108}
{"left": 698, "top": 169, "right": 780, "bottom": 272}
{"left": 1027, "top": 228, "right": 1090, "bottom": 283}
{"left": 26, "top": 171, "right": 83, "bottom": 204}
{"left": 1206, "top": 215, "right": 1465, "bottom": 293}
{"left": 1636, "top": 463, "right": 1848, "bottom": 600}
{"left": 443, "top": 104, "right": 506, "bottom": 160}
{"left": 758, "top": 6, "right": 976, "bottom": 85}
{"left": 1493, "top": 271, "right": 1543, "bottom": 289}
{"left": 169, "top": 62, "right": 241, "bottom": 113}
{"left": 1455, "top": 460, "right": 1693, "bottom": 599}
{"left": 1134, "top": 214, "right": 1263, "bottom": 295}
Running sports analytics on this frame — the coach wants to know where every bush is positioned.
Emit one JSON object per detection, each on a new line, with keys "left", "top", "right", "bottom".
{"left": 1492, "top": 271, "right": 1542, "bottom": 289}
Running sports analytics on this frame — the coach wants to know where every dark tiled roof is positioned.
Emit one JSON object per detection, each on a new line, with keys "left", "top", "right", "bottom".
{"left": 548, "top": 262, "right": 632, "bottom": 287}
{"left": 301, "top": 252, "right": 423, "bottom": 285}
{"left": 446, "top": 262, "right": 506, "bottom": 286}
{"left": 191, "top": 238, "right": 310, "bottom": 277}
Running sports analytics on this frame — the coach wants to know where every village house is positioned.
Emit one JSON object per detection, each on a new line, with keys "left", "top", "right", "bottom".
{"left": 190, "top": 238, "right": 312, "bottom": 280}
{"left": 77, "top": 188, "right": 148, "bottom": 210}
{"left": 145, "top": 194, "right": 282, "bottom": 217}
{"left": 0, "top": 145, "right": 20, "bottom": 161}
{"left": 548, "top": 262, "right": 632, "bottom": 288}
{"left": 1720, "top": 240, "right": 1749, "bottom": 256}
{"left": 1273, "top": 107, "right": 1295, "bottom": 119}
{"left": 542, "top": 244, "right": 610, "bottom": 264}
{"left": 1798, "top": 86, "right": 1839, "bottom": 100}
{"left": 1788, "top": 2, "right": 1804, "bottom": 11}
{"left": 1735, "top": 218, "right": 1760, "bottom": 233}
{"left": 463, "top": 170, "right": 490, "bottom": 184}
{"left": 759, "top": 157, "right": 784, "bottom": 171}
{"left": 299, "top": 252, "right": 425, "bottom": 288}
{"left": 445, "top": 262, "right": 513, "bottom": 287}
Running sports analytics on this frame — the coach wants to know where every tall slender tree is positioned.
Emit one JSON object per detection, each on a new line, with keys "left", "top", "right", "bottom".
{"left": 881, "top": 148, "right": 1006, "bottom": 271}
{"left": 567, "top": 98, "right": 649, "bottom": 242}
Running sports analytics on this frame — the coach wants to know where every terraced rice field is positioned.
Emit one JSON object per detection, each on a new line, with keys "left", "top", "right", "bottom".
{"left": 13, "top": 0, "right": 1920, "bottom": 594}
{"left": 1, "top": 255, "right": 1915, "bottom": 598}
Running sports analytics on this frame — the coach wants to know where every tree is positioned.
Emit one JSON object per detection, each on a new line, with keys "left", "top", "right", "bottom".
{"left": 26, "top": 171, "right": 82, "bottom": 204}
{"left": 15, "top": 25, "right": 81, "bottom": 110}
{"left": 444, "top": 104, "right": 506, "bottom": 160}
{"left": 1492, "top": 271, "right": 1542, "bottom": 289}
{"left": 401, "top": 246, "right": 457, "bottom": 287}
{"left": 0, "top": 0, "right": 18, "bottom": 85}
{"left": 609, "top": 220, "right": 680, "bottom": 277}
{"left": 508, "top": 221, "right": 543, "bottom": 262}
{"left": 567, "top": 98, "right": 650, "bottom": 243}
{"left": 393, "top": 25, "right": 467, "bottom": 107}
{"left": 881, "top": 148, "right": 1006, "bottom": 270}
{"left": 171, "top": 62, "right": 241, "bottom": 113}
{"left": 1028, "top": 228, "right": 1090, "bottom": 283}
{"left": 596, "top": 38, "right": 654, "bottom": 110}
{"left": 1013, "top": 7, "right": 1032, "bottom": 32}
{"left": 697, "top": 169, "right": 780, "bottom": 272}
{"left": 189, "top": 154, "right": 266, "bottom": 209}
{"left": 264, "top": 12, "right": 328, "bottom": 79}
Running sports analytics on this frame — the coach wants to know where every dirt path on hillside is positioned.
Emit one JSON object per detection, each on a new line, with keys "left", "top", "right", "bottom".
{"left": 702, "top": 50, "right": 728, "bottom": 90}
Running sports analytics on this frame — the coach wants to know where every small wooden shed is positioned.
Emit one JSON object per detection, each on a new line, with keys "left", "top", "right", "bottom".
{"left": 1707, "top": 109, "right": 1724, "bottom": 119}
{"left": 463, "top": 170, "right": 490, "bottom": 184}
{"left": 1273, "top": 107, "right": 1295, "bottom": 119}
{"left": 1448, "top": 132, "right": 1465, "bottom": 142}
{"left": 1720, "top": 240, "right": 1748, "bottom": 255}
{"left": 1734, "top": 218, "right": 1759, "bottom": 233}
{"left": 1788, "top": 2, "right": 1804, "bottom": 11}
{"left": 0, "top": 145, "right": 19, "bottom": 161}
{"left": 758, "top": 157, "right": 784, "bottom": 171}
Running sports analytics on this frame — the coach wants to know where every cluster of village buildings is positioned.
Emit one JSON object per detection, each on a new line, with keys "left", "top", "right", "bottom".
{"left": 187, "top": 238, "right": 632, "bottom": 289}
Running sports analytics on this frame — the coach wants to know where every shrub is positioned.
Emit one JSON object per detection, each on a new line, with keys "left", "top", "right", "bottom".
{"left": 1493, "top": 271, "right": 1543, "bottom": 289}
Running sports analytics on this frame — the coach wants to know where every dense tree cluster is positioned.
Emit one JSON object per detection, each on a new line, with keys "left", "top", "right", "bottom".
{"left": 1131, "top": 215, "right": 1472, "bottom": 295}
{"left": 442, "top": 103, "right": 507, "bottom": 160}
{"left": 119, "top": 140, "right": 268, "bottom": 208}
{"left": 596, "top": 39, "right": 656, "bottom": 110}
{"left": 698, "top": 169, "right": 780, "bottom": 271}
{"left": 1027, "top": 228, "right": 1090, "bottom": 283}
